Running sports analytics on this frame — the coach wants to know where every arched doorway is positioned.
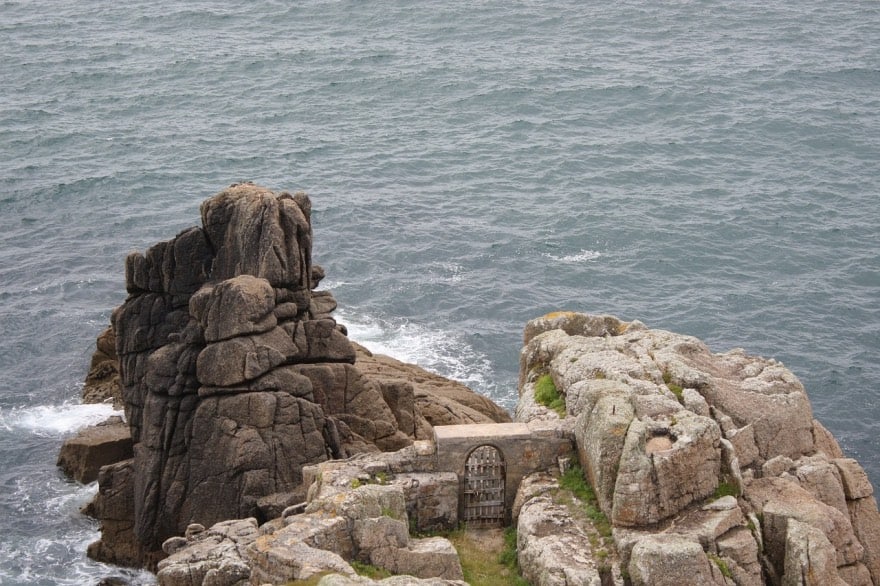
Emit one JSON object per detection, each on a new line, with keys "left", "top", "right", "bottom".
{"left": 463, "top": 444, "right": 505, "bottom": 527}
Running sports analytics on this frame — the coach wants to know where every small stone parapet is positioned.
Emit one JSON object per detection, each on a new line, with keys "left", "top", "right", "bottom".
{"left": 515, "top": 311, "right": 880, "bottom": 586}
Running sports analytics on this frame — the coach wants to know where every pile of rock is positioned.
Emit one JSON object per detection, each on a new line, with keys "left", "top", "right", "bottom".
{"left": 514, "top": 311, "right": 880, "bottom": 586}
{"left": 58, "top": 184, "right": 509, "bottom": 570}
{"left": 157, "top": 446, "right": 466, "bottom": 585}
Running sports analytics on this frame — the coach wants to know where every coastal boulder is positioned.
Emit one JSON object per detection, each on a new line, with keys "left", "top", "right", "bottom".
{"left": 515, "top": 473, "right": 606, "bottom": 586}
{"left": 627, "top": 535, "right": 727, "bottom": 586}
{"left": 156, "top": 518, "right": 259, "bottom": 586}
{"left": 56, "top": 416, "right": 132, "bottom": 484}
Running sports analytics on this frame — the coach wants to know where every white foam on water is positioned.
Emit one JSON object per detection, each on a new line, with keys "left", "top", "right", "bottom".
{"left": 1, "top": 476, "right": 155, "bottom": 585}
{"left": 544, "top": 249, "right": 602, "bottom": 263}
{"left": 0, "top": 402, "right": 122, "bottom": 436}
{"left": 0, "top": 521, "right": 157, "bottom": 585}
{"left": 336, "top": 309, "right": 496, "bottom": 397}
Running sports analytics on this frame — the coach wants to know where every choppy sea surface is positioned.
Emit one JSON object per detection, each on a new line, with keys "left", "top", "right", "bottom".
{"left": 1, "top": 0, "right": 878, "bottom": 583}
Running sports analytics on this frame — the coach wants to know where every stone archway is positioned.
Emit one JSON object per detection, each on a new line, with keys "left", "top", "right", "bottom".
{"left": 463, "top": 444, "right": 506, "bottom": 527}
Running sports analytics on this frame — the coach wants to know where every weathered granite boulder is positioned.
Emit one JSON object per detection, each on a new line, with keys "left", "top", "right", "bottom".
{"left": 748, "top": 476, "right": 864, "bottom": 580}
{"left": 627, "top": 534, "right": 728, "bottom": 586}
{"left": 156, "top": 518, "right": 259, "bottom": 586}
{"left": 84, "top": 459, "right": 163, "bottom": 570}
{"left": 56, "top": 416, "right": 131, "bottom": 484}
{"left": 612, "top": 410, "right": 721, "bottom": 527}
{"left": 515, "top": 311, "right": 880, "bottom": 586}
{"left": 64, "top": 184, "right": 510, "bottom": 570}
{"left": 82, "top": 326, "right": 123, "bottom": 407}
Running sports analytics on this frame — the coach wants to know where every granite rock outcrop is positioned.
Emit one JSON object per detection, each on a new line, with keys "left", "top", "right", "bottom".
{"left": 62, "top": 183, "right": 509, "bottom": 569}
{"left": 88, "top": 304, "right": 880, "bottom": 586}
{"left": 155, "top": 445, "right": 466, "bottom": 585}
{"left": 514, "top": 311, "right": 880, "bottom": 586}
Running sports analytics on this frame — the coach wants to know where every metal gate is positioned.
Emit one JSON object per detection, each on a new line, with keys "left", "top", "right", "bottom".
{"left": 463, "top": 445, "right": 505, "bottom": 527}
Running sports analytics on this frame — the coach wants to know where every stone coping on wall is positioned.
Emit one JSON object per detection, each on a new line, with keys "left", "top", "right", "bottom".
{"left": 433, "top": 422, "right": 532, "bottom": 442}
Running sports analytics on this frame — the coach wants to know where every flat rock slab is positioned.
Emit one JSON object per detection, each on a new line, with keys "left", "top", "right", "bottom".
{"left": 57, "top": 419, "right": 132, "bottom": 484}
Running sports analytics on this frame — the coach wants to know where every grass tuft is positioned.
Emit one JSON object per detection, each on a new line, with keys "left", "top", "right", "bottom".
{"left": 350, "top": 560, "right": 392, "bottom": 580}
{"left": 712, "top": 481, "right": 739, "bottom": 500}
{"left": 446, "top": 528, "right": 529, "bottom": 586}
{"left": 284, "top": 572, "right": 333, "bottom": 585}
{"left": 534, "top": 374, "right": 566, "bottom": 417}
{"left": 708, "top": 553, "right": 733, "bottom": 579}
{"left": 498, "top": 527, "right": 519, "bottom": 570}
{"left": 662, "top": 368, "right": 684, "bottom": 404}
{"left": 559, "top": 466, "right": 612, "bottom": 539}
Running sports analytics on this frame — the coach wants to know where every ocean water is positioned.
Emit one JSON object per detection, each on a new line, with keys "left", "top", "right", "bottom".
{"left": 1, "top": 0, "right": 878, "bottom": 583}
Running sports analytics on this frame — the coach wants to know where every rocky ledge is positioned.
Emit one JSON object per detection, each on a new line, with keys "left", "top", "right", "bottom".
{"left": 60, "top": 184, "right": 880, "bottom": 586}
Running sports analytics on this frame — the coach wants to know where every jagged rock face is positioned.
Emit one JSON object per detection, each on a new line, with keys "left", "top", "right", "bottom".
{"left": 199, "top": 187, "right": 313, "bottom": 291}
{"left": 85, "top": 183, "right": 511, "bottom": 568}
{"left": 99, "top": 184, "right": 379, "bottom": 560}
{"left": 516, "top": 311, "right": 880, "bottom": 586}
{"left": 108, "top": 185, "right": 340, "bottom": 555}
{"left": 514, "top": 472, "right": 609, "bottom": 586}
{"left": 517, "top": 312, "right": 814, "bottom": 525}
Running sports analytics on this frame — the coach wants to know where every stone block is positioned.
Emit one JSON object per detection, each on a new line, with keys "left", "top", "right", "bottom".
{"left": 847, "top": 496, "right": 880, "bottom": 584}
{"left": 762, "top": 455, "right": 794, "bottom": 478}
{"left": 517, "top": 483, "right": 602, "bottom": 586}
{"left": 628, "top": 535, "right": 726, "bottom": 586}
{"left": 370, "top": 537, "right": 464, "bottom": 581}
{"left": 57, "top": 418, "right": 132, "bottom": 484}
{"left": 782, "top": 519, "right": 848, "bottom": 586}
{"left": 353, "top": 516, "right": 410, "bottom": 563}
{"left": 795, "top": 459, "right": 847, "bottom": 516}
{"left": 612, "top": 413, "right": 721, "bottom": 527}
{"left": 716, "top": 527, "right": 762, "bottom": 586}
{"left": 669, "top": 497, "right": 744, "bottom": 550}
{"left": 397, "top": 473, "right": 459, "bottom": 533}
{"left": 834, "top": 458, "right": 874, "bottom": 500}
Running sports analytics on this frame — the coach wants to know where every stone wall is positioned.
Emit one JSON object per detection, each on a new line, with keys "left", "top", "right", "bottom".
{"left": 433, "top": 422, "right": 575, "bottom": 524}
